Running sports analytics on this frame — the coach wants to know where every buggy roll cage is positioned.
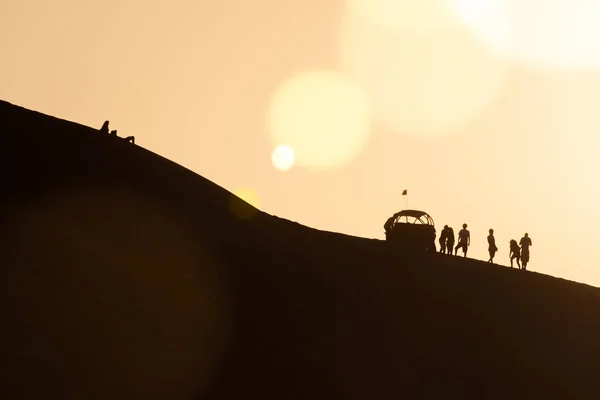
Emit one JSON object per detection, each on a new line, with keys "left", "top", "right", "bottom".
{"left": 392, "top": 210, "right": 435, "bottom": 226}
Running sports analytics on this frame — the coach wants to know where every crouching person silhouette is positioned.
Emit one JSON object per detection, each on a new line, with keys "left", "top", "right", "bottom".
{"left": 509, "top": 239, "right": 521, "bottom": 269}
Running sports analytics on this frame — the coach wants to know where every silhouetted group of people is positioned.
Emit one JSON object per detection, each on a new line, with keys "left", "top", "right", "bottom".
{"left": 438, "top": 223, "right": 470, "bottom": 257}
{"left": 508, "top": 233, "right": 532, "bottom": 270}
{"left": 439, "top": 224, "right": 532, "bottom": 270}
{"left": 100, "top": 121, "right": 135, "bottom": 144}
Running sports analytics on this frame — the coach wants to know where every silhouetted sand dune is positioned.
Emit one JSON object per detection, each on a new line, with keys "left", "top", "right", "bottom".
{"left": 1, "top": 99, "right": 600, "bottom": 399}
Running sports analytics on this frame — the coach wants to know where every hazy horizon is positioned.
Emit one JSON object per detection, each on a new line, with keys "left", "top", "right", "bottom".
{"left": 2, "top": 0, "right": 600, "bottom": 286}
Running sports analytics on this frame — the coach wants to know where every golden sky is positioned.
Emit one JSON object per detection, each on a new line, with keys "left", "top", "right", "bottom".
{"left": 2, "top": 0, "right": 600, "bottom": 286}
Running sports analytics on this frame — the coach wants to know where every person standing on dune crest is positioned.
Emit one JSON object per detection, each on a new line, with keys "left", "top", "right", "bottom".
{"left": 446, "top": 226, "right": 455, "bottom": 255}
{"left": 439, "top": 225, "right": 448, "bottom": 253}
{"left": 520, "top": 233, "right": 532, "bottom": 270}
{"left": 487, "top": 229, "right": 498, "bottom": 263}
{"left": 454, "top": 223, "right": 470, "bottom": 257}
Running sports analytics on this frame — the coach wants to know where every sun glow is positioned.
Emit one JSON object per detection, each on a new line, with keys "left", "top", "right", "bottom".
{"left": 345, "top": 0, "right": 460, "bottom": 34}
{"left": 337, "top": 10, "right": 507, "bottom": 137}
{"left": 271, "top": 144, "right": 295, "bottom": 171}
{"left": 450, "top": 0, "right": 600, "bottom": 70}
{"left": 268, "top": 69, "right": 371, "bottom": 171}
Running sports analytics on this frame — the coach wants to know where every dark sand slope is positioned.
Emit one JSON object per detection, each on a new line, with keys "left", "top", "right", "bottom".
{"left": 1, "top": 99, "right": 600, "bottom": 399}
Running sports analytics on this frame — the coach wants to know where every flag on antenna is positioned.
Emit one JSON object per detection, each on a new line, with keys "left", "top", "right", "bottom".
{"left": 402, "top": 189, "right": 407, "bottom": 195}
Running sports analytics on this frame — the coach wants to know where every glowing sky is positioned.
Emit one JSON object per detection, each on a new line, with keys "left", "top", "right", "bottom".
{"left": 2, "top": 0, "right": 600, "bottom": 286}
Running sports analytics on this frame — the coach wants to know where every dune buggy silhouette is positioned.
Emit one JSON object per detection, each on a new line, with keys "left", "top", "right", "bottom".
{"left": 384, "top": 209, "right": 437, "bottom": 252}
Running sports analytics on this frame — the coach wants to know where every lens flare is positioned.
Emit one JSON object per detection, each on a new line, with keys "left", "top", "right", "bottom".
{"left": 337, "top": 10, "right": 507, "bottom": 137}
{"left": 0, "top": 187, "right": 232, "bottom": 398}
{"left": 271, "top": 144, "right": 295, "bottom": 171}
{"left": 449, "top": 0, "right": 600, "bottom": 71}
{"left": 346, "top": 0, "right": 461, "bottom": 34}
{"left": 268, "top": 69, "right": 371, "bottom": 171}
{"left": 230, "top": 187, "right": 260, "bottom": 220}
